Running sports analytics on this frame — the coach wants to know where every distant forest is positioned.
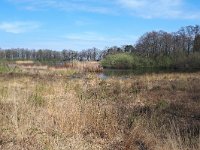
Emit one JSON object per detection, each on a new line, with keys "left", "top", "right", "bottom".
{"left": 0, "top": 25, "right": 200, "bottom": 63}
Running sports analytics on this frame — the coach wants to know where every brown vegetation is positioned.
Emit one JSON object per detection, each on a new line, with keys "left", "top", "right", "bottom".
{"left": 15, "top": 61, "right": 34, "bottom": 65}
{"left": 0, "top": 71, "right": 199, "bottom": 150}
{"left": 62, "top": 61, "right": 103, "bottom": 73}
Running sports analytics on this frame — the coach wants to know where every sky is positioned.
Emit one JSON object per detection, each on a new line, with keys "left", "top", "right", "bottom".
{"left": 0, "top": 0, "right": 200, "bottom": 51}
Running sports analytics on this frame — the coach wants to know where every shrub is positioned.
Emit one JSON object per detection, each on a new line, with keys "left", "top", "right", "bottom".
{"left": 101, "top": 52, "right": 200, "bottom": 70}
{"left": 101, "top": 53, "right": 134, "bottom": 69}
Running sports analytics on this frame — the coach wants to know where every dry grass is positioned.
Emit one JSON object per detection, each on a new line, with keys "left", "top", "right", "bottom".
{"left": 15, "top": 60, "right": 34, "bottom": 65}
{"left": 9, "top": 61, "right": 103, "bottom": 76}
{"left": 0, "top": 71, "right": 199, "bottom": 150}
{"left": 62, "top": 61, "right": 103, "bottom": 73}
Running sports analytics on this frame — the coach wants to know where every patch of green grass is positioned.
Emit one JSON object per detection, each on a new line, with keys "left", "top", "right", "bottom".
{"left": 28, "top": 84, "right": 46, "bottom": 107}
{"left": 29, "top": 93, "right": 45, "bottom": 107}
{"left": 0, "top": 86, "right": 8, "bottom": 100}
{"left": 0, "top": 64, "right": 10, "bottom": 73}
{"left": 156, "top": 99, "right": 170, "bottom": 111}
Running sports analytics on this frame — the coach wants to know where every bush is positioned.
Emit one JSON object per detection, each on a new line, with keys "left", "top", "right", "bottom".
{"left": 101, "top": 53, "right": 158, "bottom": 69}
{"left": 101, "top": 53, "right": 134, "bottom": 69}
{"left": 101, "top": 52, "right": 200, "bottom": 70}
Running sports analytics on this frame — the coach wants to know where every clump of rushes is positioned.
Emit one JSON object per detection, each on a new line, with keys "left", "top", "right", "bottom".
{"left": 28, "top": 84, "right": 46, "bottom": 107}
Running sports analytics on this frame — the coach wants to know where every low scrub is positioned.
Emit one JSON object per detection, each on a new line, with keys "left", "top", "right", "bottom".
{"left": 101, "top": 52, "right": 200, "bottom": 69}
{"left": 101, "top": 53, "right": 134, "bottom": 69}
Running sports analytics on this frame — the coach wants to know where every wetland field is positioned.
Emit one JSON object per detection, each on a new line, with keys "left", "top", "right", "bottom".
{"left": 0, "top": 62, "right": 199, "bottom": 150}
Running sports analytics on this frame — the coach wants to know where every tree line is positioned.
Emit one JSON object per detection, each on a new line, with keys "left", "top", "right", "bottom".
{"left": 0, "top": 25, "right": 200, "bottom": 63}
{"left": 0, "top": 48, "right": 103, "bottom": 61}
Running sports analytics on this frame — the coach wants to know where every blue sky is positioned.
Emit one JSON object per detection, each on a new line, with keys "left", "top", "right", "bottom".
{"left": 0, "top": 0, "right": 200, "bottom": 50}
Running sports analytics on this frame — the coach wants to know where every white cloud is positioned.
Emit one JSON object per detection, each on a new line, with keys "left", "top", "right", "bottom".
{"left": 62, "top": 32, "right": 137, "bottom": 50}
{"left": 8, "top": 0, "right": 200, "bottom": 19}
{"left": 8, "top": 0, "right": 113, "bottom": 14}
{"left": 118, "top": 0, "right": 147, "bottom": 8}
{"left": 0, "top": 21, "right": 40, "bottom": 34}
{"left": 64, "top": 32, "right": 137, "bottom": 42}
{"left": 64, "top": 32, "right": 106, "bottom": 42}
{"left": 0, "top": 30, "right": 138, "bottom": 50}
{"left": 117, "top": 0, "right": 200, "bottom": 19}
